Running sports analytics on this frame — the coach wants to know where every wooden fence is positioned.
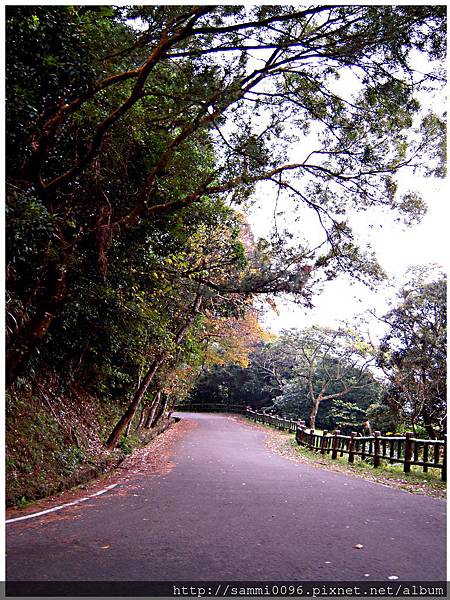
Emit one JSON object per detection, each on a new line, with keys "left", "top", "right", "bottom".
{"left": 246, "top": 409, "right": 447, "bottom": 482}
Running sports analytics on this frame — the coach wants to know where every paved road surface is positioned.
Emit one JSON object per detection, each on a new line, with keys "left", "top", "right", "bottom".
{"left": 6, "top": 413, "right": 446, "bottom": 584}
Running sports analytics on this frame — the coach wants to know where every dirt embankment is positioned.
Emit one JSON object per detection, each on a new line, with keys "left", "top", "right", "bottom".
{"left": 6, "top": 382, "right": 179, "bottom": 507}
{"left": 6, "top": 417, "right": 196, "bottom": 522}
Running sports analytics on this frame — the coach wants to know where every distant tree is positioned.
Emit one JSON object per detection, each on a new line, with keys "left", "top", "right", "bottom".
{"left": 190, "top": 328, "right": 380, "bottom": 430}
{"left": 250, "top": 337, "right": 299, "bottom": 407}
{"left": 275, "top": 327, "right": 377, "bottom": 429}
{"left": 377, "top": 270, "right": 446, "bottom": 438}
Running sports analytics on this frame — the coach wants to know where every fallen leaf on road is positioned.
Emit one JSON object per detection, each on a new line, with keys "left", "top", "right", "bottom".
{"left": 353, "top": 544, "right": 364, "bottom": 549}
{"left": 101, "top": 545, "right": 111, "bottom": 549}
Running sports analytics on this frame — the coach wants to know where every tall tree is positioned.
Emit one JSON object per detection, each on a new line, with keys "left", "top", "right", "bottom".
{"left": 274, "top": 327, "right": 377, "bottom": 429}
{"left": 376, "top": 270, "right": 447, "bottom": 438}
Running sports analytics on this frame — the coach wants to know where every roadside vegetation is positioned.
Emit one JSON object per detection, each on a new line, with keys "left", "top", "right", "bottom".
{"left": 246, "top": 422, "right": 446, "bottom": 498}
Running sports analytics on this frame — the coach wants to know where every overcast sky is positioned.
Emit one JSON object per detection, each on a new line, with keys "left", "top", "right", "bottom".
{"left": 248, "top": 171, "right": 447, "bottom": 339}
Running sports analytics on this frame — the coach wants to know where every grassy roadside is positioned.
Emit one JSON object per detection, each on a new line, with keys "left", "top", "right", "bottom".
{"left": 240, "top": 417, "right": 446, "bottom": 499}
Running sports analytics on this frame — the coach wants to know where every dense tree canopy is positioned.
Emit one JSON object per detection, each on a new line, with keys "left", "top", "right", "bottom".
{"left": 6, "top": 5, "right": 446, "bottom": 448}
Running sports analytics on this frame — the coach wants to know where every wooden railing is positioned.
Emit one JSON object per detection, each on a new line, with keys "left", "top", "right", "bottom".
{"left": 246, "top": 409, "right": 447, "bottom": 482}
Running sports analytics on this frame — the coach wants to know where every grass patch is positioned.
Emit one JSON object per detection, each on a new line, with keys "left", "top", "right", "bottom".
{"left": 118, "top": 433, "right": 141, "bottom": 455}
{"left": 291, "top": 439, "right": 446, "bottom": 493}
{"left": 244, "top": 417, "right": 445, "bottom": 498}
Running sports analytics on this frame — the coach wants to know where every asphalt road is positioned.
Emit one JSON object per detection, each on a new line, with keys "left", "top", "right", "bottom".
{"left": 6, "top": 413, "right": 446, "bottom": 586}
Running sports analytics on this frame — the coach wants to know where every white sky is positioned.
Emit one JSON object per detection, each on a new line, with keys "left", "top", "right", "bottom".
{"left": 248, "top": 172, "right": 447, "bottom": 339}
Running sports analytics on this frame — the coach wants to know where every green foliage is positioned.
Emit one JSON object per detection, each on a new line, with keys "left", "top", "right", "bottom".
{"left": 118, "top": 434, "right": 140, "bottom": 456}
{"left": 366, "top": 400, "right": 401, "bottom": 434}
{"left": 16, "top": 497, "right": 31, "bottom": 509}
{"left": 377, "top": 269, "right": 446, "bottom": 438}
{"left": 326, "top": 399, "right": 367, "bottom": 429}
{"left": 190, "top": 329, "right": 381, "bottom": 431}
{"left": 190, "top": 362, "right": 273, "bottom": 410}
{"left": 6, "top": 5, "right": 107, "bottom": 168}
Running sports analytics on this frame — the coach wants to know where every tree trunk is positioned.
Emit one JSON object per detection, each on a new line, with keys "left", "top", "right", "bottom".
{"left": 421, "top": 408, "right": 437, "bottom": 439}
{"left": 6, "top": 261, "right": 68, "bottom": 386}
{"left": 125, "top": 417, "right": 133, "bottom": 437}
{"left": 154, "top": 393, "right": 170, "bottom": 425}
{"left": 106, "top": 357, "right": 163, "bottom": 450}
{"left": 309, "top": 399, "right": 320, "bottom": 430}
{"left": 136, "top": 402, "right": 148, "bottom": 431}
{"left": 105, "top": 287, "right": 204, "bottom": 450}
{"left": 144, "top": 391, "right": 162, "bottom": 429}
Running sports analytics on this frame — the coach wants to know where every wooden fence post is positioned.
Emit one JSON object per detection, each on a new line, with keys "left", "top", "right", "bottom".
{"left": 413, "top": 441, "right": 419, "bottom": 464}
{"left": 433, "top": 443, "right": 440, "bottom": 467}
{"left": 374, "top": 431, "right": 381, "bottom": 468}
{"left": 423, "top": 442, "right": 429, "bottom": 473}
{"left": 442, "top": 435, "right": 447, "bottom": 482}
{"left": 404, "top": 432, "right": 413, "bottom": 474}
{"left": 320, "top": 431, "right": 328, "bottom": 455}
{"left": 332, "top": 430, "right": 340, "bottom": 460}
{"left": 348, "top": 432, "right": 356, "bottom": 464}
{"left": 296, "top": 422, "right": 304, "bottom": 445}
{"left": 309, "top": 428, "right": 315, "bottom": 450}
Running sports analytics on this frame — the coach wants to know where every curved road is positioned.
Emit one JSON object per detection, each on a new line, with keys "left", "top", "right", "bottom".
{"left": 6, "top": 413, "right": 446, "bottom": 586}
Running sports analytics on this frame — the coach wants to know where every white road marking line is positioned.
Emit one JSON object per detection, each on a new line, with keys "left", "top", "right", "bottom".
{"left": 5, "top": 483, "right": 118, "bottom": 524}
